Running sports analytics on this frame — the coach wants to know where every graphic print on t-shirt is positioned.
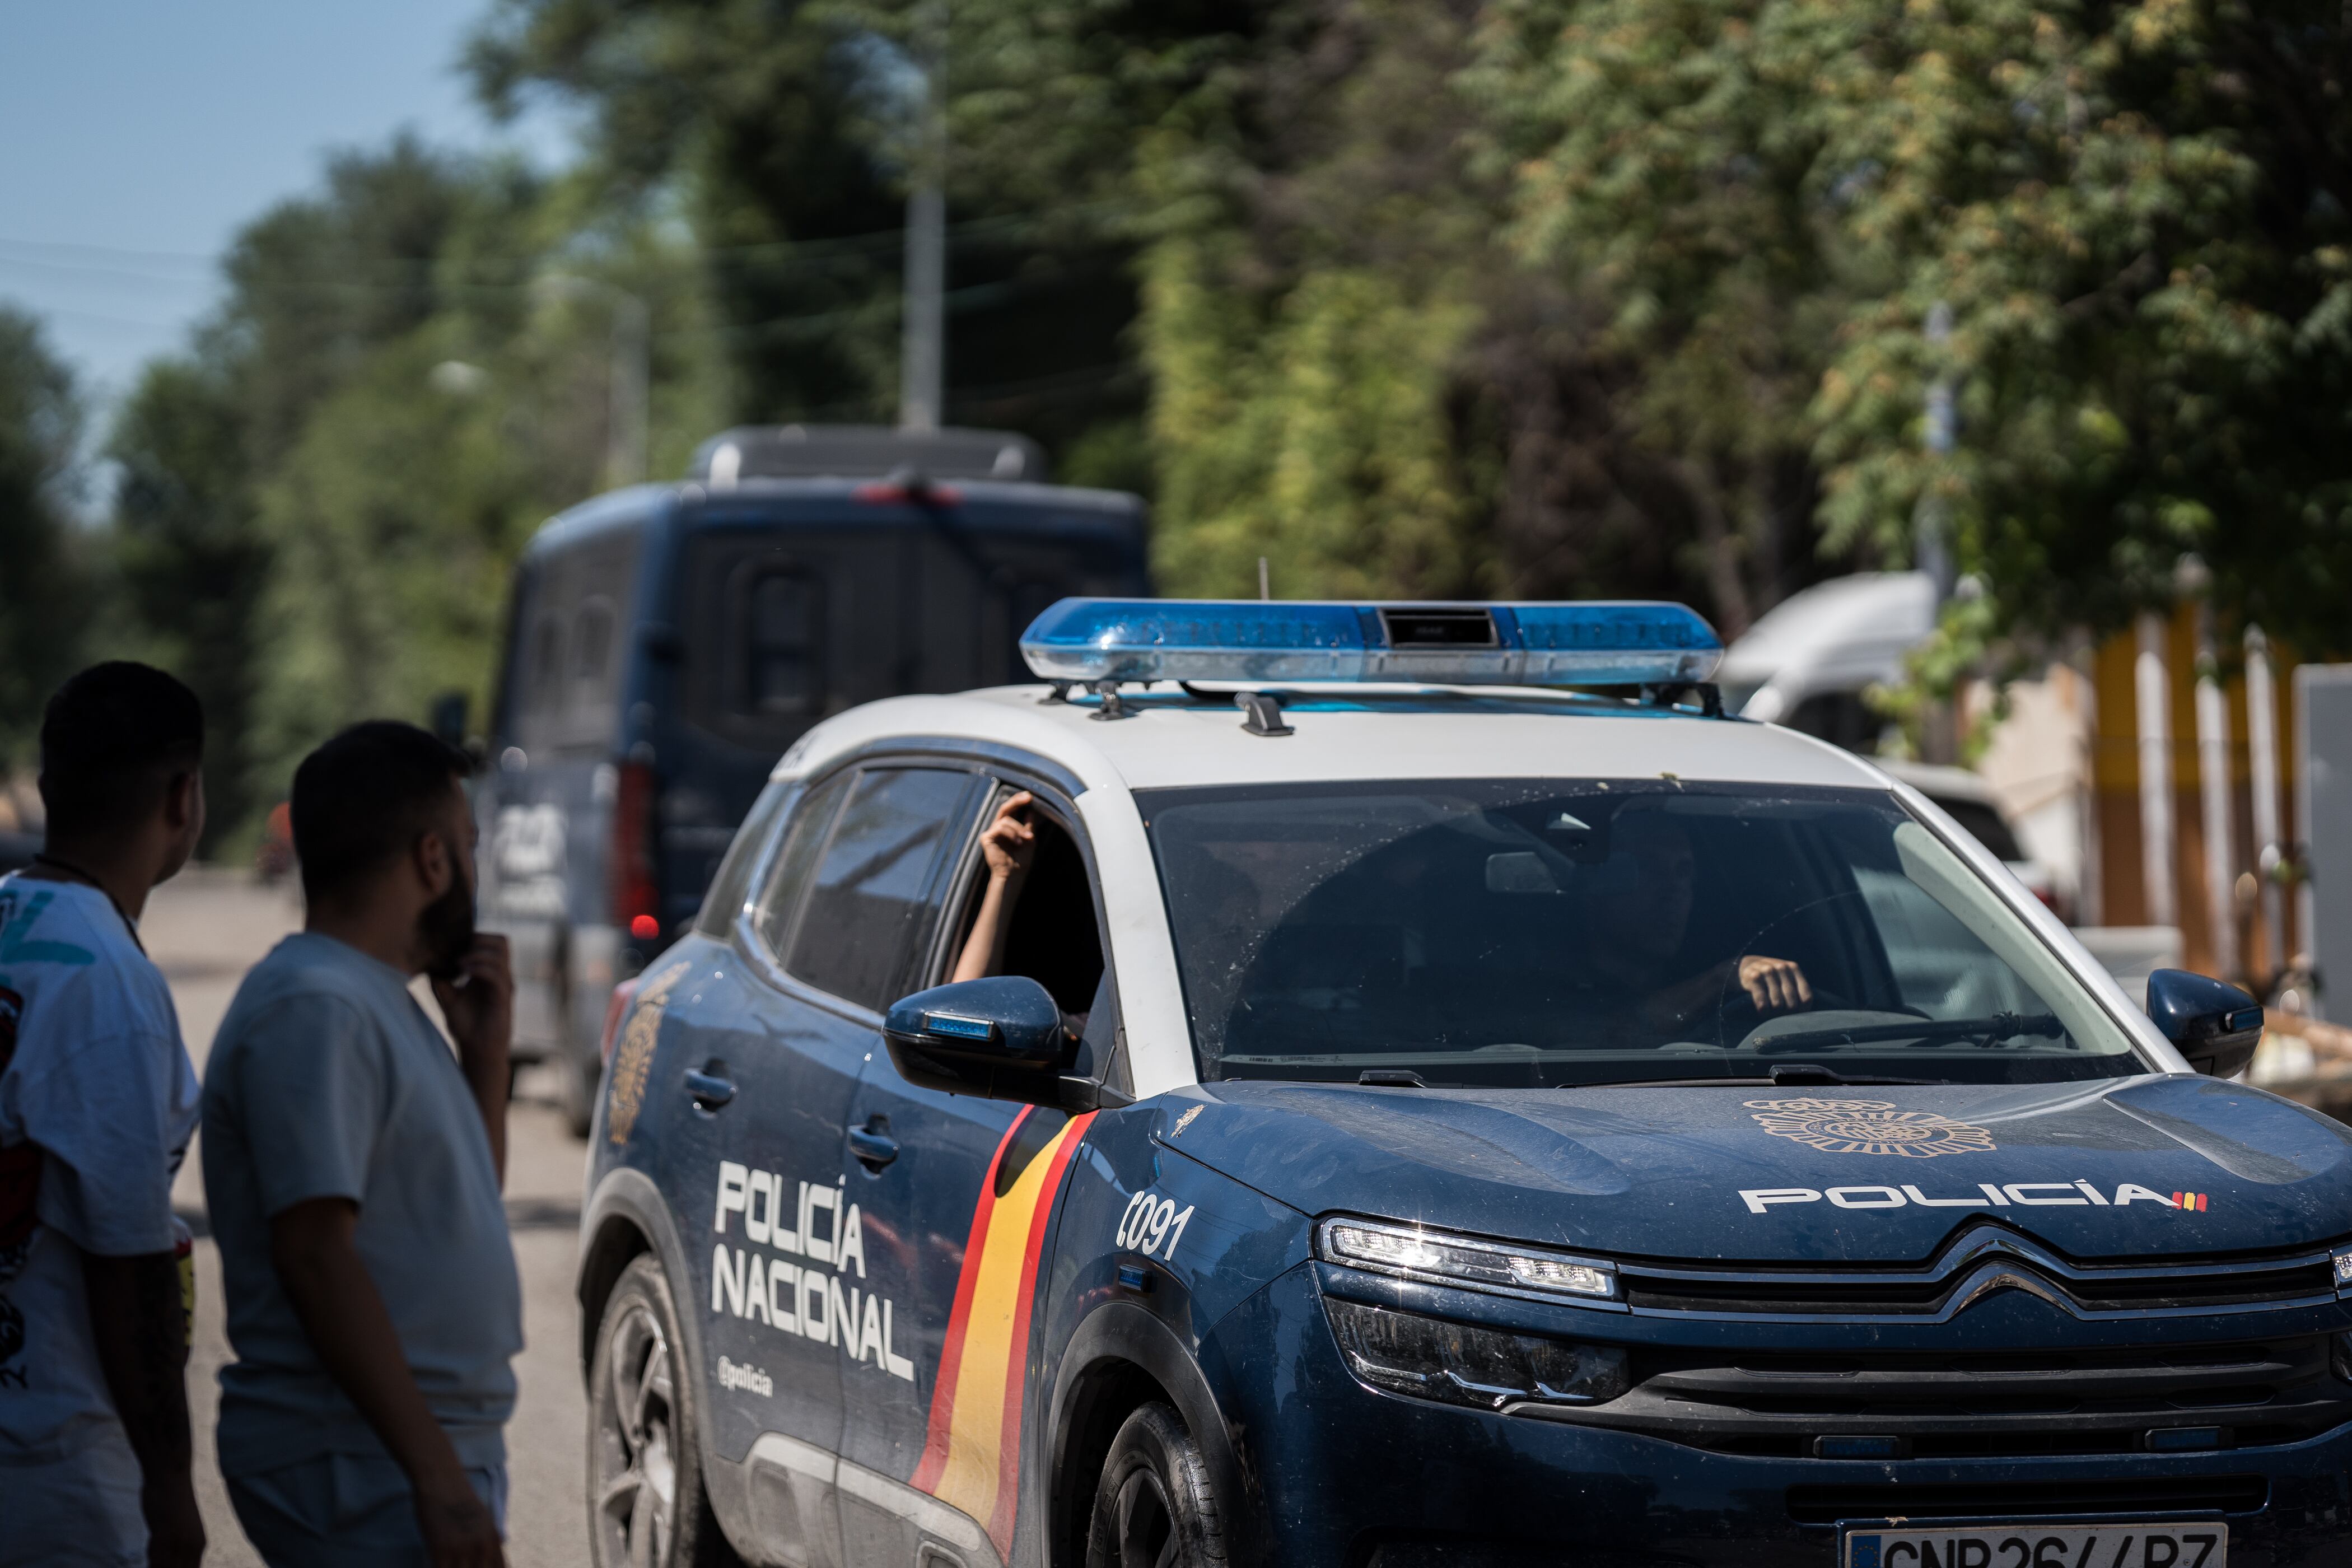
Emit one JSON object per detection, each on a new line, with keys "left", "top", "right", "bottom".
{"left": 0, "top": 982, "right": 34, "bottom": 1260}
{"left": 0, "top": 981, "right": 27, "bottom": 1373}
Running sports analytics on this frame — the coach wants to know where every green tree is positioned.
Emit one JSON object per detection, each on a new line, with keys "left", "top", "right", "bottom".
{"left": 248, "top": 333, "right": 543, "bottom": 795}
{"left": 105, "top": 137, "right": 727, "bottom": 832}
{"left": 0, "top": 309, "right": 92, "bottom": 763}
{"left": 466, "top": 0, "right": 1150, "bottom": 453}
{"left": 1480, "top": 0, "right": 2352, "bottom": 659}
{"left": 108, "top": 360, "right": 271, "bottom": 850}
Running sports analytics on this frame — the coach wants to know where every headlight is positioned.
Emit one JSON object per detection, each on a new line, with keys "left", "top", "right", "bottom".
{"left": 2332, "top": 1248, "right": 2352, "bottom": 1290}
{"left": 1325, "top": 1299, "right": 1632, "bottom": 1411}
{"left": 1317, "top": 1216, "right": 1618, "bottom": 1301}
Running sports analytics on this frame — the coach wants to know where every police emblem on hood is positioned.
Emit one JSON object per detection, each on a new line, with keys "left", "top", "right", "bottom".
{"left": 1746, "top": 1097, "right": 1996, "bottom": 1158}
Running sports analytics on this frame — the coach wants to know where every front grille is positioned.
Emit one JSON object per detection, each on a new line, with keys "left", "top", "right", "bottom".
{"left": 1786, "top": 1476, "right": 2268, "bottom": 1525}
{"left": 1618, "top": 1225, "right": 2339, "bottom": 1320}
{"left": 1519, "top": 1337, "right": 2352, "bottom": 1459}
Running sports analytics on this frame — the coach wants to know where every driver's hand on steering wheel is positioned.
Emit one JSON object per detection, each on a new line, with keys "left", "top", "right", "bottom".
{"left": 1737, "top": 955, "right": 1813, "bottom": 1012}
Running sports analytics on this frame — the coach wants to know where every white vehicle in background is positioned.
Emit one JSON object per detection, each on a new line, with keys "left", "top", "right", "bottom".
{"left": 1876, "top": 760, "right": 2060, "bottom": 917}
{"left": 1717, "top": 572, "right": 2101, "bottom": 936}
{"left": 1716, "top": 571, "right": 1936, "bottom": 748}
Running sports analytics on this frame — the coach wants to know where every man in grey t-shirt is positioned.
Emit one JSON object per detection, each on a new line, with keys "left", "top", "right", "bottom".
{"left": 203, "top": 722, "right": 517, "bottom": 1567}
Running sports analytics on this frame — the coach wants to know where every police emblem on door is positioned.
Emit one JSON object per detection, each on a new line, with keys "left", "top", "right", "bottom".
{"left": 1745, "top": 1098, "right": 1996, "bottom": 1158}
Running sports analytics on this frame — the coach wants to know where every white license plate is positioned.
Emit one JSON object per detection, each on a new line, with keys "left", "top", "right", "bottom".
{"left": 1842, "top": 1523, "right": 2226, "bottom": 1568}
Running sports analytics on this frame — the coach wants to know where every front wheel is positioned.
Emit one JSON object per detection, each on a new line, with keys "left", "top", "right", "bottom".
{"left": 589, "top": 1255, "right": 739, "bottom": 1567}
{"left": 1085, "top": 1403, "right": 1230, "bottom": 1568}
{"left": 559, "top": 1041, "right": 599, "bottom": 1139}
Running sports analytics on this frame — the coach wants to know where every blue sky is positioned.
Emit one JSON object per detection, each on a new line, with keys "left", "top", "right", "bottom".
{"left": 0, "top": 1, "right": 571, "bottom": 404}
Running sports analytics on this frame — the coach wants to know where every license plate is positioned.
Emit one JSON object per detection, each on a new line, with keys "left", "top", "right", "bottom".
{"left": 1842, "top": 1523, "right": 2226, "bottom": 1568}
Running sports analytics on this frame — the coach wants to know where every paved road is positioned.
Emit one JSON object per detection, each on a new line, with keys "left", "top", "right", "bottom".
{"left": 151, "top": 869, "right": 590, "bottom": 1566}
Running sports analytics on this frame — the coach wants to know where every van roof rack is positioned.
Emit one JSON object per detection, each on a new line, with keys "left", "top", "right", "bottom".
{"left": 689, "top": 424, "right": 1048, "bottom": 487}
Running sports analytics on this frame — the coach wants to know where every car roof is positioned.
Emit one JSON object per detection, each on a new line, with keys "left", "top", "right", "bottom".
{"left": 774, "top": 684, "right": 1898, "bottom": 796}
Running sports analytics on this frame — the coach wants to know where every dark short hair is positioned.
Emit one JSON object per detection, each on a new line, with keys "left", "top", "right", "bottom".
{"left": 291, "top": 721, "right": 474, "bottom": 901}
{"left": 39, "top": 662, "right": 205, "bottom": 839}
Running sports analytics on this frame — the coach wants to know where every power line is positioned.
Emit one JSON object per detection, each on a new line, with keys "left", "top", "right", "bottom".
{"left": 0, "top": 199, "right": 1136, "bottom": 279}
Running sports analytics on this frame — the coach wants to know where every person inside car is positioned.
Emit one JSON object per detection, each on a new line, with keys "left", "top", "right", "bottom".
{"left": 1583, "top": 809, "right": 1811, "bottom": 1036}
{"left": 950, "top": 791, "right": 1114, "bottom": 1055}
{"left": 952, "top": 791, "right": 1039, "bottom": 984}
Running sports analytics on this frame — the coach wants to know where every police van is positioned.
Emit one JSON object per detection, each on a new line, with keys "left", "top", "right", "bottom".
{"left": 576, "top": 598, "right": 2349, "bottom": 1568}
{"left": 475, "top": 426, "right": 1148, "bottom": 1132}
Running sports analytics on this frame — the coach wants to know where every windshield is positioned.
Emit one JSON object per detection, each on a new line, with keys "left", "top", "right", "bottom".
{"left": 1140, "top": 780, "right": 2143, "bottom": 1088}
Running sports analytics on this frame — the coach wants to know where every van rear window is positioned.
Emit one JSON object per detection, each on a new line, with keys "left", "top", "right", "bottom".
{"left": 742, "top": 568, "right": 825, "bottom": 717}
{"left": 506, "top": 531, "right": 640, "bottom": 757}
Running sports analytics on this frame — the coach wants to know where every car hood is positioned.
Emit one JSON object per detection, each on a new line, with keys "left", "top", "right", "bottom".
{"left": 1159, "top": 1076, "right": 2352, "bottom": 1263}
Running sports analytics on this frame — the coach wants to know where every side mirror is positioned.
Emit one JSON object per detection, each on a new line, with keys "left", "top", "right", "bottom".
{"left": 883, "top": 976, "right": 1075, "bottom": 1105}
{"left": 2146, "top": 968, "right": 2265, "bottom": 1079}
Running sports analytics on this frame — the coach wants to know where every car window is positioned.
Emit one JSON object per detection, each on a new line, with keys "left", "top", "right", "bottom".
{"left": 1930, "top": 796, "right": 2026, "bottom": 863}
{"left": 1140, "top": 779, "right": 2140, "bottom": 1089}
{"left": 937, "top": 791, "right": 1106, "bottom": 1012}
{"left": 785, "top": 767, "right": 976, "bottom": 1010}
{"left": 751, "top": 772, "right": 853, "bottom": 959}
{"left": 505, "top": 528, "right": 641, "bottom": 757}
{"left": 697, "top": 778, "right": 797, "bottom": 938}
{"left": 741, "top": 567, "right": 825, "bottom": 718}
{"left": 1784, "top": 691, "right": 1883, "bottom": 753}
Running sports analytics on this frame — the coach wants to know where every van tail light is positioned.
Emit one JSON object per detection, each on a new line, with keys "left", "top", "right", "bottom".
{"left": 599, "top": 975, "right": 643, "bottom": 1065}
{"left": 612, "top": 762, "right": 660, "bottom": 941}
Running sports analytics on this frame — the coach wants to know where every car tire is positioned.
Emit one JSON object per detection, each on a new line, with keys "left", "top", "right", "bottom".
{"left": 560, "top": 1043, "right": 598, "bottom": 1140}
{"left": 1085, "top": 1402, "right": 1230, "bottom": 1568}
{"left": 589, "top": 1255, "right": 740, "bottom": 1568}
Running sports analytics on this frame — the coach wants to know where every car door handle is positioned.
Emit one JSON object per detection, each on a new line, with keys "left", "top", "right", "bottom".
{"left": 683, "top": 1063, "right": 736, "bottom": 1110}
{"left": 848, "top": 1119, "right": 899, "bottom": 1172}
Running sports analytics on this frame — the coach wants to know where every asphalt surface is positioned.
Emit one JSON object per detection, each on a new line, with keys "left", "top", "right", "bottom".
{"left": 152, "top": 869, "right": 590, "bottom": 1566}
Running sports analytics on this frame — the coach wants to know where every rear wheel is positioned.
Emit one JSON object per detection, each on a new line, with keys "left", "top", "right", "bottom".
{"left": 1085, "top": 1403, "right": 1229, "bottom": 1568}
{"left": 589, "top": 1255, "right": 739, "bottom": 1567}
{"left": 559, "top": 1041, "right": 599, "bottom": 1139}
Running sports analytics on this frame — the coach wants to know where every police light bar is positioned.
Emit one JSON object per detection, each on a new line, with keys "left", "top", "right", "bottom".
{"left": 1018, "top": 600, "right": 1722, "bottom": 688}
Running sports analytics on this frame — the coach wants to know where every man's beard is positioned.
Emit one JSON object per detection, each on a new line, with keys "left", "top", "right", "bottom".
{"left": 421, "top": 864, "right": 478, "bottom": 981}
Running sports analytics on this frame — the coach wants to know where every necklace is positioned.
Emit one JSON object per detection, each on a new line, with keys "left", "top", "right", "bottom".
{"left": 28, "top": 852, "right": 146, "bottom": 954}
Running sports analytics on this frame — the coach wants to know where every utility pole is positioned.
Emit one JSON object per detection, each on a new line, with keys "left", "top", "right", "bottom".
{"left": 1916, "top": 301, "right": 1959, "bottom": 762}
{"left": 898, "top": 0, "right": 948, "bottom": 433}
{"left": 1916, "top": 301, "right": 1958, "bottom": 599}
{"left": 2246, "top": 626, "right": 2286, "bottom": 980}
{"left": 537, "top": 274, "right": 650, "bottom": 487}
{"left": 607, "top": 289, "right": 650, "bottom": 486}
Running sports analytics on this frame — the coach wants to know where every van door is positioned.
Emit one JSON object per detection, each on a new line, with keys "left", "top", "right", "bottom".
{"left": 831, "top": 783, "right": 1110, "bottom": 1567}
{"left": 723, "top": 763, "right": 987, "bottom": 1567}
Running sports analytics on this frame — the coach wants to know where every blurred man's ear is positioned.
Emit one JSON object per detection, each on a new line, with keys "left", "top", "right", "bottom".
{"left": 414, "top": 826, "right": 455, "bottom": 897}
{"left": 164, "top": 769, "right": 203, "bottom": 829}
{"left": 155, "top": 770, "right": 207, "bottom": 885}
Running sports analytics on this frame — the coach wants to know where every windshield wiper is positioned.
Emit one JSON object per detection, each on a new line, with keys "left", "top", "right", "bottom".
{"left": 1753, "top": 1012, "right": 2063, "bottom": 1053}
{"left": 1591, "top": 1063, "right": 1951, "bottom": 1089}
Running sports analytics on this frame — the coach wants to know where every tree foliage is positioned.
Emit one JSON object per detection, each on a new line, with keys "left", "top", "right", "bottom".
{"left": 0, "top": 310, "right": 92, "bottom": 764}
{"left": 466, "top": 0, "right": 1149, "bottom": 454}
{"left": 85, "top": 0, "right": 2352, "bottom": 848}
{"left": 1480, "top": 0, "right": 2352, "bottom": 657}
{"left": 98, "top": 137, "right": 728, "bottom": 838}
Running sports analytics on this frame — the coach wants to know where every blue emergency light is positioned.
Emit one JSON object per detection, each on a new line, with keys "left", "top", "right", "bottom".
{"left": 1018, "top": 599, "right": 1722, "bottom": 688}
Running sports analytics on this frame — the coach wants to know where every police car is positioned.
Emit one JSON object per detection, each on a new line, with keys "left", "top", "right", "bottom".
{"left": 576, "top": 599, "right": 2350, "bottom": 1568}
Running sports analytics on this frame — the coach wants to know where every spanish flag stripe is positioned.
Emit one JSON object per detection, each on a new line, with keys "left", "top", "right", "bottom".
{"left": 988, "top": 1119, "right": 1092, "bottom": 1550}
{"left": 913, "top": 1109, "right": 1096, "bottom": 1559}
{"left": 910, "top": 1108, "right": 1030, "bottom": 1494}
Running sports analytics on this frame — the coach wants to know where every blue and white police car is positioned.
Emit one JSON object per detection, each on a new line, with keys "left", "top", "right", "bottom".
{"left": 577, "top": 599, "right": 2349, "bottom": 1568}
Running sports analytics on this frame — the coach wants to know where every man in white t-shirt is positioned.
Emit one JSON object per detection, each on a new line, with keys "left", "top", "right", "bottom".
{"left": 0, "top": 663, "right": 209, "bottom": 1567}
